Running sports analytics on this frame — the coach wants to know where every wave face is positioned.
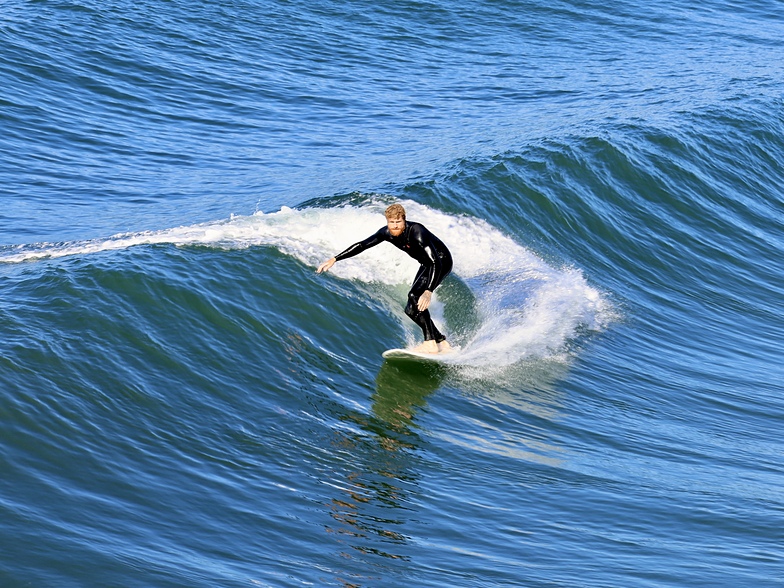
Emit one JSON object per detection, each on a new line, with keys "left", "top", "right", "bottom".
{"left": 1, "top": 0, "right": 783, "bottom": 586}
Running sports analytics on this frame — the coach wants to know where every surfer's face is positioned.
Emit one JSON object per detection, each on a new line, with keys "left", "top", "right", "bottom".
{"left": 387, "top": 216, "right": 405, "bottom": 237}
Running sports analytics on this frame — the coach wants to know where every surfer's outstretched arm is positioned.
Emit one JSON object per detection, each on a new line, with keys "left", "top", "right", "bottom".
{"left": 316, "top": 228, "right": 386, "bottom": 274}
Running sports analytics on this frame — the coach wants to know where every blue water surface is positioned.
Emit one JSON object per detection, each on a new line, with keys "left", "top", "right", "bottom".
{"left": 1, "top": 0, "right": 783, "bottom": 586}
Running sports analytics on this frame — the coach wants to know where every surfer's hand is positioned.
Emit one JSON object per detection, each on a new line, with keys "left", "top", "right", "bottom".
{"left": 417, "top": 290, "right": 432, "bottom": 312}
{"left": 317, "top": 258, "right": 336, "bottom": 273}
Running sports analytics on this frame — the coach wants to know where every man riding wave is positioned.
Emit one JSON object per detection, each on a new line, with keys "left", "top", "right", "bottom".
{"left": 317, "top": 204, "right": 453, "bottom": 354}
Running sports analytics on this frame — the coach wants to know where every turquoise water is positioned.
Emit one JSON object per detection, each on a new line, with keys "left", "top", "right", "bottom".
{"left": 2, "top": 1, "right": 783, "bottom": 586}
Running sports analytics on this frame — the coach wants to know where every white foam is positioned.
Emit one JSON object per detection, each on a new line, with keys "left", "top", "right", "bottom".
{"left": 1, "top": 200, "right": 612, "bottom": 368}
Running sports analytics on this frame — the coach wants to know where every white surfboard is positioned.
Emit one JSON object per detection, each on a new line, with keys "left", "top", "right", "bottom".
{"left": 382, "top": 348, "right": 457, "bottom": 364}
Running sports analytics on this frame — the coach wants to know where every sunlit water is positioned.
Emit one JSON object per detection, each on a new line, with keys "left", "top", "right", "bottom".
{"left": 1, "top": 1, "right": 783, "bottom": 586}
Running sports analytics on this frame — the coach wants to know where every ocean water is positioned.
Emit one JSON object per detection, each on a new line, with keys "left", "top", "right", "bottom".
{"left": 1, "top": 0, "right": 783, "bottom": 586}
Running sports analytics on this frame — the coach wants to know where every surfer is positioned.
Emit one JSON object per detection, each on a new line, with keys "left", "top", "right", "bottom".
{"left": 317, "top": 204, "right": 453, "bottom": 354}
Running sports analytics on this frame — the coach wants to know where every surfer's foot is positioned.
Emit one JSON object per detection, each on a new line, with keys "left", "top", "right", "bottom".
{"left": 437, "top": 340, "right": 453, "bottom": 353}
{"left": 412, "top": 340, "right": 439, "bottom": 354}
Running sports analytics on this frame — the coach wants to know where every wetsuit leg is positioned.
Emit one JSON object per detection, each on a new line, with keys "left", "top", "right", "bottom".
{"left": 404, "top": 261, "right": 452, "bottom": 342}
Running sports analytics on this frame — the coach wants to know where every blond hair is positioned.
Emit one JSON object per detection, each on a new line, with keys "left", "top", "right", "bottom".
{"left": 384, "top": 203, "right": 406, "bottom": 220}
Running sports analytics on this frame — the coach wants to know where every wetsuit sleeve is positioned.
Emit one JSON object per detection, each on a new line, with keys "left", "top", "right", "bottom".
{"left": 334, "top": 227, "right": 386, "bottom": 262}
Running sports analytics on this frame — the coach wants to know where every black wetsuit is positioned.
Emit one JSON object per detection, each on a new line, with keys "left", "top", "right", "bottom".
{"left": 335, "top": 221, "right": 453, "bottom": 342}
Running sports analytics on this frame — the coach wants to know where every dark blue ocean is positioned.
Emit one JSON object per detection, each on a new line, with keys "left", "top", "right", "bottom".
{"left": 2, "top": 0, "right": 783, "bottom": 586}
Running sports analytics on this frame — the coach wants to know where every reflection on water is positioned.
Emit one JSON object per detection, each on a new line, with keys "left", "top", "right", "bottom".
{"left": 319, "top": 352, "right": 570, "bottom": 585}
{"left": 278, "top": 328, "right": 431, "bottom": 578}
{"left": 372, "top": 361, "right": 445, "bottom": 442}
{"left": 321, "top": 360, "right": 446, "bottom": 584}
